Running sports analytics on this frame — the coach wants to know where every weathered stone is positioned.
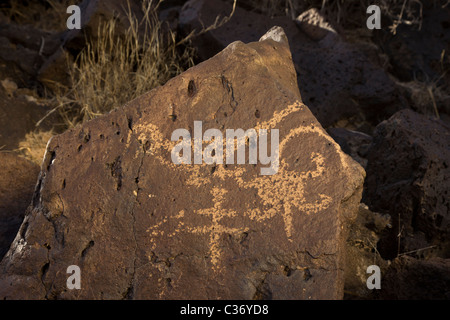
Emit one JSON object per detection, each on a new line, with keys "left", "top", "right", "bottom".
{"left": 0, "top": 153, "right": 40, "bottom": 260}
{"left": 378, "top": 256, "right": 450, "bottom": 300}
{"left": 327, "top": 128, "right": 373, "bottom": 168}
{"left": 179, "top": 0, "right": 406, "bottom": 129}
{"left": 364, "top": 109, "right": 450, "bottom": 260}
{"left": 0, "top": 27, "right": 364, "bottom": 300}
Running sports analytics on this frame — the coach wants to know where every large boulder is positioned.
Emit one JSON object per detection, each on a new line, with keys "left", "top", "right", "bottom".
{"left": 0, "top": 27, "right": 364, "bottom": 300}
{"left": 0, "top": 153, "right": 40, "bottom": 260}
{"left": 364, "top": 109, "right": 450, "bottom": 259}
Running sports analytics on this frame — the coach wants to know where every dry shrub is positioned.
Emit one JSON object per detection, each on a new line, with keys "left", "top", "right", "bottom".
{"left": 47, "top": 0, "right": 195, "bottom": 127}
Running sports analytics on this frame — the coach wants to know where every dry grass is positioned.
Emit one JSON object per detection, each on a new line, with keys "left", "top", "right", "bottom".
{"left": 43, "top": 0, "right": 195, "bottom": 127}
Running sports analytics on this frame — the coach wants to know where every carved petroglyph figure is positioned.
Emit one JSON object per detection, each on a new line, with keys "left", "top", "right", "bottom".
{"left": 144, "top": 101, "right": 342, "bottom": 271}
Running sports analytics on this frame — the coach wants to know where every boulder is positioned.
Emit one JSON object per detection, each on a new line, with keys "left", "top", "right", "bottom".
{"left": 364, "top": 109, "right": 450, "bottom": 259}
{"left": 179, "top": 0, "right": 406, "bottom": 129}
{"left": 0, "top": 27, "right": 364, "bottom": 300}
{"left": 327, "top": 128, "right": 373, "bottom": 168}
{"left": 0, "top": 153, "right": 40, "bottom": 260}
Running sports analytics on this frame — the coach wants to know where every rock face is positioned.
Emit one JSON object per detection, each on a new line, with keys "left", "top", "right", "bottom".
{"left": 0, "top": 27, "right": 364, "bottom": 300}
{"left": 0, "top": 153, "right": 40, "bottom": 260}
{"left": 364, "top": 109, "right": 450, "bottom": 259}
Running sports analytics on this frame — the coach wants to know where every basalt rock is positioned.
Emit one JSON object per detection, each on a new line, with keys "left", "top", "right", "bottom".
{"left": 0, "top": 27, "right": 364, "bottom": 300}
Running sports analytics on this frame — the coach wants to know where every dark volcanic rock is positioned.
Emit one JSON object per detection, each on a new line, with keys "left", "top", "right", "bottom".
{"left": 378, "top": 256, "right": 450, "bottom": 300}
{"left": 0, "top": 27, "right": 364, "bottom": 300}
{"left": 364, "top": 109, "right": 450, "bottom": 259}
{"left": 0, "top": 153, "right": 40, "bottom": 260}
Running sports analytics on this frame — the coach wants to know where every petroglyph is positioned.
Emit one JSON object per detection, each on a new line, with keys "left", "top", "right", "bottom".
{"left": 143, "top": 100, "right": 347, "bottom": 270}
{"left": 186, "top": 187, "right": 249, "bottom": 271}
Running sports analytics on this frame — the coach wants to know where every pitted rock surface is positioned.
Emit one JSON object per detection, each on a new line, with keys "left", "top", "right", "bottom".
{"left": 0, "top": 27, "right": 364, "bottom": 300}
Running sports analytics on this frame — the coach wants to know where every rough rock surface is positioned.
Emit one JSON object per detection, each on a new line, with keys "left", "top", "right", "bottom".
{"left": 0, "top": 153, "right": 40, "bottom": 260}
{"left": 378, "top": 256, "right": 450, "bottom": 300}
{"left": 364, "top": 109, "right": 450, "bottom": 259}
{"left": 179, "top": 0, "right": 406, "bottom": 130}
{"left": 0, "top": 83, "right": 50, "bottom": 151}
{"left": 0, "top": 27, "right": 364, "bottom": 300}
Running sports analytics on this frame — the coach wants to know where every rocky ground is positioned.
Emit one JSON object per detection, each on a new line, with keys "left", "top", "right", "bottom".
{"left": 0, "top": 0, "right": 449, "bottom": 299}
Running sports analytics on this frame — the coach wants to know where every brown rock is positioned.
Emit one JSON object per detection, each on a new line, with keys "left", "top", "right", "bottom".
{"left": 364, "top": 109, "right": 450, "bottom": 260}
{"left": 0, "top": 27, "right": 364, "bottom": 300}
{"left": 0, "top": 153, "right": 40, "bottom": 260}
